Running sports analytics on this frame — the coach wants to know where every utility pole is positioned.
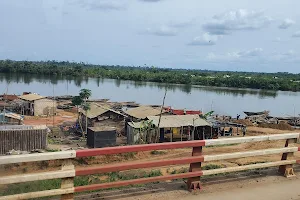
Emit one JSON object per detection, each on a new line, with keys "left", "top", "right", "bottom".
{"left": 53, "top": 84, "right": 55, "bottom": 127}
{"left": 156, "top": 89, "right": 167, "bottom": 143}
{"left": 2, "top": 84, "right": 9, "bottom": 125}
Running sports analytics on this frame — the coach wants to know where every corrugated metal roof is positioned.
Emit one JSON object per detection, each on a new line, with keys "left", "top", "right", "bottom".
{"left": 0, "top": 112, "right": 24, "bottom": 120}
{"left": 128, "top": 121, "right": 144, "bottom": 129}
{"left": 0, "top": 125, "right": 48, "bottom": 130}
{"left": 88, "top": 126, "right": 116, "bottom": 132}
{"left": 79, "top": 103, "right": 126, "bottom": 119}
{"left": 1, "top": 94, "right": 19, "bottom": 101}
{"left": 125, "top": 106, "right": 164, "bottom": 119}
{"left": 147, "top": 115, "right": 211, "bottom": 128}
{"left": 19, "top": 93, "right": 45, "bottom": 101}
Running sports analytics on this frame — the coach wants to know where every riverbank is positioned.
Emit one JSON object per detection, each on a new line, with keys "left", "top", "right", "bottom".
{"left": 1, "top": 60, "right": 300, "bottom": 91}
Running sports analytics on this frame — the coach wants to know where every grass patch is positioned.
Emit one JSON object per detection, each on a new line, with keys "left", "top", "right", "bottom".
{"left": 120, "top": 152, "right": 137, "bottom": 159}
{"left": 169, "top": 167, "right": 189, "bottom": 174}
{"left": 46, "top": 148, "right": 60, "bottom": 152}
{"left": 0, "top": 176, "right": 91, "bottom": 199}
{"left": 202, "top": 164, "right": 223, "bottom": 170}
{"left": 150, "top": 150, "right": 167, "bottom": 155}
{"left": 0, "top": 169, "right": 163, "bottom": 198}
{"left": 0, "top": 179, "right": 61, "bottom": 199}
{"left": 107, "top": 169, "right": 162, "bottom": 181}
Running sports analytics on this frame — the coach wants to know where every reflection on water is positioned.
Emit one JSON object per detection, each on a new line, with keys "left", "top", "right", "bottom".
{"left": 0, "top": 73, "right": 279, "bottom": 98}
{"left": 0, "top": 73, "right": 299, "bottom": 116}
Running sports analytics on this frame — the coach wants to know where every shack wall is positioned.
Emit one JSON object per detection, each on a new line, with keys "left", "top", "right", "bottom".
{"left": 0, "top": 128, "right": 48, "bottom": 154}
{"left": 34, "top": 99, "right": 57, "bottom": 116}
{"left": 126, "top": 125, "right": 149, "bottom": 145}
{"left": 87, "top": 128, "right": 117, "bottom": 148}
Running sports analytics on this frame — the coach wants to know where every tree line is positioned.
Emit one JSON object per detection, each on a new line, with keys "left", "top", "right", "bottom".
{"left": 0, "top": 59, "right": 300, "bottom": 91}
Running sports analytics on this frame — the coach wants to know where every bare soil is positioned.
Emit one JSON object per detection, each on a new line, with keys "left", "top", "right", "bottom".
{"left": 23, "top": 109, "right": 77, "bottom": 126}
{"left": 73, "top": 168, "right": 300, "bottom": 200}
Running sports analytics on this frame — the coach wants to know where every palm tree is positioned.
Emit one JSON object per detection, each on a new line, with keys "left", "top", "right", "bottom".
{"left": 72, "top": 96, "right": 83, "bottom": 119}
{"left": 79, "top": 89, "right": 92, "bottom": 100}
{"left": 79, "top": 89, "right": 92, "bottom": 134}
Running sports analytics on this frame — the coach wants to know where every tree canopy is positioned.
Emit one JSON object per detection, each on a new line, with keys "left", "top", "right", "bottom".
{"left": 0, "top": 59, "right": 300, "bottom": 92}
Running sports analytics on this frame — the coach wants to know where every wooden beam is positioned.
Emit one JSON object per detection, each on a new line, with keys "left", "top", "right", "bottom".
{"left": 0, "top": 170, "right": 75, "bottom": 185}
{"left": 76, "top": 140, "right": 206, "bottom": 157}
{"left": 204, "top": 147, "right": 299, "bottom": 161}
{"left": 76, "top": 156, "right": 205, "bottom": 176}
{"left": 205, "top": 133, "right": 299, "bottom": 146}
{"left": 0, "top": 151, "right": 76, "bottom": 165}
{"left": 202, "top": 160, "right": 297, "bottom": 176}
{"left": 76, "top": 147, "right": 298, "bottom": 176}
{"left": 0, "top": 188, "right": 74, "bottom": 200}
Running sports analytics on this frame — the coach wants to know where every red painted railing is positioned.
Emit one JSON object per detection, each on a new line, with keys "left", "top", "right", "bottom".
{"left": 0, "top": 133, "right": 299, "bottom": 200}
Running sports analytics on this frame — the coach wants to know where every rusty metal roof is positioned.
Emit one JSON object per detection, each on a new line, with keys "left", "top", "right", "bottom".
{"left": 125, "top": 106, "right": 164, "bottom": 119}
{"left": 79, "top": 103, "right": 126, "bottom": 119}
{"left": 127, "top": 121, "right": 144, "bottom": 129}
{"left": 147, "top": 115, "right": 211, "bottom": 128}
{"left": 0, "top": 125, "right": 47, "bottom": 130}
{"left": 18, "top": 93, "right": 45, "bottom": 101}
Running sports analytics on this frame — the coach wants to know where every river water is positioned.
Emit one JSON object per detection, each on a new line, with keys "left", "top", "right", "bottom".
{"left": 0, "top": 73, "right": 299, "bottom": 117}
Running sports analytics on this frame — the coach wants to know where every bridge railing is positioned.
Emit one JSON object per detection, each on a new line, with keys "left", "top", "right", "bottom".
{"left": 0, "top": 133, "right": 299, "bottom": 200}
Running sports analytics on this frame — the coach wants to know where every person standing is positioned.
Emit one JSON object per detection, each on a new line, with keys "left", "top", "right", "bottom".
{"left": 242, "top": 126, "right": 246, "bottom": 137}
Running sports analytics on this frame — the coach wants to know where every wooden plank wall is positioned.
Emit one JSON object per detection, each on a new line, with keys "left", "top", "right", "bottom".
{"left": 0, "top": 129, "right": 47, "bottom": 155}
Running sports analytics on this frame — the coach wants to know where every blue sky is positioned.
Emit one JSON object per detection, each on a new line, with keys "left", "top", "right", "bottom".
{"left": 0, "top": 0, "right": 300, "bottom": 73}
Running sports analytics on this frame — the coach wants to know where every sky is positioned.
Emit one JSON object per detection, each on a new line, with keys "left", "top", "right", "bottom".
{"left": 0, "top": 0, "right": 300, "bottom": 73}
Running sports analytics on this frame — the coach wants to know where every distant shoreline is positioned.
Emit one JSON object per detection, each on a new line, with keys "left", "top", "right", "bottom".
{"left": 0, "top": 60, "right": 300, "bottom": 92}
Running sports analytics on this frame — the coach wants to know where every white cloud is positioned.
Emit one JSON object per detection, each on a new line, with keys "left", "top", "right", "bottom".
{"left": 292, "top": 31, "right": 300, "bottom": 37}
{"left": 206, "top": 48, "right": 263, "bottom": 61}
{"left": 144, "top": 25, "right": 178, "bottom": 36}
{"left": 143, "top": 20, "right": 193, "bottom": 36}
{"left": 167, "top": 19, "right": 195, "bottom": 28}
{"left": 188, "top": 33, "right": 220, "bottom": 46}
{"left": 203, "top": 9, "right": 272, "bottom": 35}
{"left": 207, "top": 52, "right": 217, "bottom": 59}
{"left": 278, "top": 18, "right": 295, "bottom": 29}
{"left": 270, "top": 50, "right": 297, "bottom": 62}
{"left": 282, "top": 50, "right": 295, "bottom": 56}
{"left": 139, "top": 0, "right": 162, "bottom": 2}
{"left": 71, "top": 0, "right": 126, "bottom": 11}
{"left": 238, "top": 48, "right": 263, "bottom": 57}
{"left": 273, "top": 37, "right": 281, "bottom": 42}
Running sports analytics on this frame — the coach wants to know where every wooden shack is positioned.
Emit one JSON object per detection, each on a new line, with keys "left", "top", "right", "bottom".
{"left": 18, "top": 93, "right": 56, "bottom": 116}
{"left": 0, "top": 112, "right": 23, "bottom": 125}
{"left": 79, "top": 103, "right": 126, "bottom": 134}
{"left": 147, "top": 115, "right": 213, "bottom": 142}
{"left": 87, "top": 126, "right": 117, "bottom": 148}
{"left": 0, "top": 125, "right": 48, "bottom": 155}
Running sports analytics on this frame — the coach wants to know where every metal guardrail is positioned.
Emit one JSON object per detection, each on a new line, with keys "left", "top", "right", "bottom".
{"left": 0, "top": 133, "right": 299, "bottom": 200}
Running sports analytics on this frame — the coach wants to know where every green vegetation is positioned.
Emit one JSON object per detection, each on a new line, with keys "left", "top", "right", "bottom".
{"left": 1, "top": 60, "right": 300, "bottom": 91}
{"left": 0, "top": 170, "right": 162, "bottom": 198}
{"left": 202, "top": 164, "right": 223, "bottom": 170}
{"left": 150, "top": 150, "right": 167, "bottom": 155}
{"left": 169, "top": 167, "right": 189, "bottom": 174}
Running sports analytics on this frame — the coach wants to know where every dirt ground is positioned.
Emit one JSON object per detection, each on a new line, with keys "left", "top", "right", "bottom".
{"left": 73, "top": 168, "right": 300, "bottom": 200}
{"left": 23, "top": 109, "right": 77, "bottom": 126}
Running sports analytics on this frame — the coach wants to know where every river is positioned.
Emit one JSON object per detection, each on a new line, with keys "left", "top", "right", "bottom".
{"left": 0, "top": 73, "right": 299, "bottom": 117}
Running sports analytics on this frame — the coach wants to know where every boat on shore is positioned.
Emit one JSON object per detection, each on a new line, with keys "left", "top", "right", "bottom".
{"left": 244, "top": 111, "right": 269, "bottom": 116}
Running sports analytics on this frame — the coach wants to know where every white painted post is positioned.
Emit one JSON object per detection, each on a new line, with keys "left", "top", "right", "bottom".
{"left": 61, "top": 159, "right": 75, "bottom": 200}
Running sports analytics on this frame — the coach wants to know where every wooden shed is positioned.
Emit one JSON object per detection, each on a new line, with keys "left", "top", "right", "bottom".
{"left": 0, "top": 125, "right": 49, "bottom": 155}
{"left": 87, "top": 126, "right": 117, "bottom": 148}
